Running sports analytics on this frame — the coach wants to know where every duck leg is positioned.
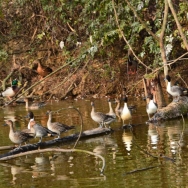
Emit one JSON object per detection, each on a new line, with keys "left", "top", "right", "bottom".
{"left": 54, "top": 135, "right": 60, "bottom": 139}
{"left": 148, "top": 114, "right": 151, "bottom": 120}
{"left": 38, "top": 137, "right": 42, "bottom": 143}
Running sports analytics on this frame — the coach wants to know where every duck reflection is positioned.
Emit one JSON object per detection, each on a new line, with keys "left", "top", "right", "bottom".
{"left": 93, "top": 145, "right": 105, "bottom": 156}
{"left": 122, "top": 130, "right": 133, "bottom": 154}
{"left": 0, "top": 160, "right": 27, "bottom": 185}
{"left": 147, "top": 123, "right": 159, "bottom": 149}
{"left": 167, "top": 121, "right": 182, "bottom": 154}
{"left": 31, "top": 154, "right": 51, "bottom": 178}
{"left": 3, "top": 106, "right": 16, "bottom": 122}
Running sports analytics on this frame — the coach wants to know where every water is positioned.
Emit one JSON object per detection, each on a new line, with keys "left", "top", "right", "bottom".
{"left": 0, "top": 98, "right": 188, "bottom": 187}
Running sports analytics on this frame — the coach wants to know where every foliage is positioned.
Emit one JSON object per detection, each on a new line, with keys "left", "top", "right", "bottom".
{"left": 0, "top": 0, "right": 187, "bottom": 71}
{"left": 0, "top": 50, "right": 8, "bottom": 61}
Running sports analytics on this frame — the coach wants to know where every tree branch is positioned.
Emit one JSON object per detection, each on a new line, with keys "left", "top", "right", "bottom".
{"left": 112, "top": 0, "right": 152, "bottom": 71}
{"left": 167, "top": 0, "right": 188, "bottom": 51}
{"left": 124, "top": 0, "right": 159, "bottom": 41}
{"left": 159, "top": 0, "right": 169, "bottom": 77}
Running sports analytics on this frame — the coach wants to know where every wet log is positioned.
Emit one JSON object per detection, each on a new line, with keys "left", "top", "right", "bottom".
{"left": 0, "top": 127, "right": 112, "bottom": 159}
{"left": 149, "top": 96, "right": 188, "bottom": 122}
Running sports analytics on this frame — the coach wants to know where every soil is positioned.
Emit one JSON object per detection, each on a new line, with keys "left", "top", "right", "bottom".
{"left": 0, "top": 48, "right": 188, "bottom": 102}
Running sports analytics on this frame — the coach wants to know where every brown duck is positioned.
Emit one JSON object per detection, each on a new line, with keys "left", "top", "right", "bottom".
{"left": 33, "top": 59, "right": 52, "bottom": 79}
{"left": 4, "top": 120, "right": 33, "bottom": 148}
{"left": 46, "top": 110, "right": 75, "bottom": 139}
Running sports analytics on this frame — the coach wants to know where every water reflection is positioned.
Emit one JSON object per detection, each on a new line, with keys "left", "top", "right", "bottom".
{"left": 166, "top": 121, "right": 182, "bottom": 154}
{"left": 122, "top": 130, "right": 133, "bottom": 154}
{"left": 0, "top": 100, "right": 188, "bottom": 188}
{"left": 147, "top": 123, "right": 159, "bottom": 149}
{"left": 3, "top": 106, "right": 16, "bottom": 122}
{"left": 31, "top": 155, "right": 51, "bottom": 178}
{"left": 0, "top": 162, "right": 25, "bottom": 185}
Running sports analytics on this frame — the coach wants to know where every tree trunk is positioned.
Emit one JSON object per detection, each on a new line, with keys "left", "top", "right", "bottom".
{"left": 149, "top": 96, "right": 188, "bottom": 122}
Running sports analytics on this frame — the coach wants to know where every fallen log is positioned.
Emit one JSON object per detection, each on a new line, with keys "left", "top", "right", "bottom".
{"left": 0, "top": 127, "right": 112, "bottom": 159}
{"left": 149, "top": 96, "right": 188, "bottom": 122}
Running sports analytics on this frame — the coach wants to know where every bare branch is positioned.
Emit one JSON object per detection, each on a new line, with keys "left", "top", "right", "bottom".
{"left": 167, "top": 0, "right": 188, "bottom": 51}
{"left": 112, "top": 0, "right": 152, "bottom": 71}
{"left": 124, "top": 0, "right": 159, "bottom": 41}
{"left": 159, "top": 0, "right": 169, "bottom": 76}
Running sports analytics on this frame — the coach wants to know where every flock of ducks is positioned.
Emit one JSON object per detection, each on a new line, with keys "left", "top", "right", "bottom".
{"left": 4, "top": 110, "right": 75, "bottom": 149}
{"left": 90, "top": 74, "right": 187, "bottom": 128}
{"left": 90, "top": 96, "right": 134, "bottom": 128}
{"left": 1, "top": 74, "right": 187, "bottom": 149}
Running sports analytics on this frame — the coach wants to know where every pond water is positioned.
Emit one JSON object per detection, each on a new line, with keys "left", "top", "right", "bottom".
{"left": 0, "top": 97, "right": 188, "bottom": 188}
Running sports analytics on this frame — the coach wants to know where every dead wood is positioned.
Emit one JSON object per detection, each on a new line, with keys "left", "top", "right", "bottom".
{"left": 149, "top": 96, "right": 188, "bottom": 122}
{"left": 0, "top": 127, "right": 112, "bottom": 159}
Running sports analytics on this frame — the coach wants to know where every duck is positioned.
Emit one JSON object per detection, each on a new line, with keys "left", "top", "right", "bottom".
{"left": 25, "top": 111, "right": 35, "bottom": 129}
{"left": 115, "top": 98, "right": 136, "bottom": 114}
{"left": 165, "top": 75, "right": 183, "bottom": 102}
{"left": 46, "top": 110, "right": 75, "bottom": 139}
{"left": 90, "top": 101, "right": 116, "bottom": 128}
{"left": 174, "top": 81, "right": 188, "bottom": 96}
{"left": 24, "top": 98, "right": 46, "bottom": 110}
{"left": 0, "top": 79, "right": 19, "bottom": 100}
{"left": 26, "top": 111, "right": 57, "bottom": 142}
{"left": 106, "top": 99, "right": 116, "bottom": 118}
{"left": 33, "top": 59, "right": 52, "bottom": 79}
{"left": 22, "top": 121, "right": 36, "bottom": 137}
{"left": 115, "top": 98, "right": 123, "bottom": 113}
{"left": 146, "top": 94, "right": 158, "bottom": 120}
{"left": 4, "top": 120, "right": 33, "bottom": 148}
{"left": 115, "top": 98, "right": 123, "bottom": 121}
{"left": 121, "top": 97, "right": 132, "bottom": 126}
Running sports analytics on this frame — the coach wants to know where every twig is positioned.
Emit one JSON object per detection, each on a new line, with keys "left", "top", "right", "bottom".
{"left": 1, "top": 71, "right": 14, "bottom": 91}
{"left": 123, "top": 166, "right": 158, "bottom": 175}
{"left": 13, "top": 81, "right": 28, "bottom": 99}
{"left": 178, "top": 114, "right": 185, "bottom": 147}
{"left": 159, "top": 0, "right": 169, "bottom": 76}
{"left": 167, "top": 0, "right": 188, "bottom": 50}
{"left": 0, "top": 146, "right": 15, "bottom": 151}
{"left": 67, "top": 22, "right": 76, "bottom": 33}
{"left": 45, "top": 65, "right": 80, "bottom": 99}
{"left": 124, "top": 0, "right": 159, "bottom": 41}
{"left": 176, "top": 73, "right": 188, "bottom": 88}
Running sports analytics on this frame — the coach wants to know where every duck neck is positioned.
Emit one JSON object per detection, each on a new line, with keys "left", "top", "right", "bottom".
{"left": 38, "top": 62, "right": 42, "bottom": 68}
{"left": 25, "top": 100, "right": 29, "bottom": 108}
{"left": 115, "top": 101, "right": 120, "bottom": 111}
{"left": 108, "top": 102, "right": 114, "bottom": 113}
{"left": 10, "top": 124, "right": 14, "bottom": 132}
{"left": 12, "top": 85, "right": 17, "bottom": 91}
{"left": 167, "top": 81, "right": 171, "bottom": 91}
{"left": 28, "top": 118, "right": 34, "bottom": 129}
{"left": 47, "top": 113, "right": 52, "bottom": 125}
{"left": 9, "top": 123, "right": 15, "bottom": 134}
{"left": 123, "top": 102, "right": 129, "bottom": 111}
{"left": 91, "top": 105, "right": 95, "bottom": 114}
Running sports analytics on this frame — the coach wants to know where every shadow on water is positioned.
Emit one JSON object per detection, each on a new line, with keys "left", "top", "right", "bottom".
{"left": 0, "top": 98, "right": 188, "bottom": 187}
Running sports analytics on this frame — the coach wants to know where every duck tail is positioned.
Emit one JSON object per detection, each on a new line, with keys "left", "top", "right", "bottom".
{"left": 39, "top": 102, "right": 46, "bottom": 108}
{"left": 69, "top": 125, "right": 76, "bottom": 129}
